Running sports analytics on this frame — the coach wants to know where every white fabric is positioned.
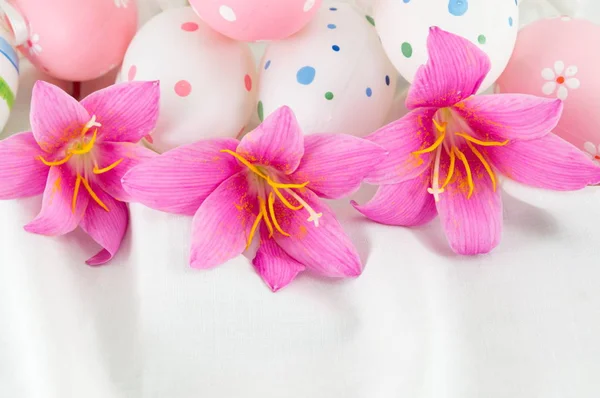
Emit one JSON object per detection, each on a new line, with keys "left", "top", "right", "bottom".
{"left": 1, "top": 1, "right": 600, "bottom": 397}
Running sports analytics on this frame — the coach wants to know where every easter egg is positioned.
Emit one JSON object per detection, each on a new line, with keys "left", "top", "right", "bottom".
{"left": 5, "top": 0, "right": 137, "bottom": 81}
{"left": 118, "top": 7, "right": 256, "bottom": 153}
{"left": 257, "top": 2, "right": 398, "bottom": 136}
{"left": 0, "top": 30, "right": 19, "bottom": 133}
{"left": 374, "top": 0, "right": 519, "bottom": 92}
{"left": 497, "top": 17, "right": 600, "bottom": 162}
{"left": 189, "top": 0, "right": 322, "bottom": 41}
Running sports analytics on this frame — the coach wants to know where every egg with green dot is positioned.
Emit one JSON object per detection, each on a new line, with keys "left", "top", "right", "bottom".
{"left": 256, "top": 2, "right": 397, "bottom": 137}
{"left": 374, "top": 0, "right": 518, "bottom": 92}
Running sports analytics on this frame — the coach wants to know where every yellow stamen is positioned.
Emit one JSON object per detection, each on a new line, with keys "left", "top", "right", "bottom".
{"left": 268, "top": 192, "right": 291, "bottom": 237}
{"left": 93, "top": 158, "right": 124, "bottom": 175}
{"left": 272, "top": 186, "right": 303, "bottom": 211}
{"left": 220, "top": 149, "right": 268, "bottom": 179}
{"left": 259, "top": 196, "right": 274, "bottom": 238}
{"left": 38, "top": 153, "right": 72, "bottom": 167}
{"left": 413, "top": 130, "right": 446, "bottom": 156}
{"left": 266, "top": 177, "right": 309, "bottom": 189}
{"left": 441, "top": 148, "right": 456, "bottom": 190}
{"left": 432, "top": 119, "right": 447, "bottom": 133}
{"left": 454, "top": 148, "right": 474, "bottom": 198}
{"left": 466, "top": 141, "right": 497, "bottom": 192}
{"left": 69, "top": 129, "right": 97, "bottom": 155}
{"left": 80, "top": 176, "right": 110, "bottom": 212}
{"left": 454, "top": 133, "right": 509, "bottom": 147}
{"left": 246, "top": 211, "right": 264, "bottom": 250}
{"left": 72, "top": 175, "right": 82, "bottom": 213}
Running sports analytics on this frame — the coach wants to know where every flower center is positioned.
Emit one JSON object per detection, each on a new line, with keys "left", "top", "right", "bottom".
{"left": 556, "top": 76, "right": 565, "bottom": 84}
{"left": 411, "top": 106, "right": 509, "bottom": 202}
{"left": 36, "top": 115, "right": 124, "bottom": 213}
{"left": 221, "top": 149, "right": 323, "bottom": 249}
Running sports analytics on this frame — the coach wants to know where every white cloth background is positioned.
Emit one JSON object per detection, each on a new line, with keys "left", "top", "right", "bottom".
{"left": 1, "top": 1, "right": 600, "bottom": 397}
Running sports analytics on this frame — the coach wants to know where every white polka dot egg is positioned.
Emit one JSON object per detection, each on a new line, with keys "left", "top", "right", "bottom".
{"left": 374, "top": 0, "right": 519, "bottom": 92}
{"left": 189, "top": 0, "right": 322, "bottom": 41}
{"left": 257, "top": 2, "right": 397, "bottom": 137}
{"left": 118, "top": 7, "right": 256, "bottom": 153}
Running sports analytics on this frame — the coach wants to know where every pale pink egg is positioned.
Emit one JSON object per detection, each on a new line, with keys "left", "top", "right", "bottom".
{"left": 8, "top": 0, "right": 137, "bottom": 81}
{"left": 190, "top": 0, "right": 322, "bottom": 41}
{"left": 497, "top": 17, "right": 600, "bottom": 162}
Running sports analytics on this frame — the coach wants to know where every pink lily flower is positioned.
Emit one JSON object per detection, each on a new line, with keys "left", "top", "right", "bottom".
{"left": 353, "top": 28, "right": 600, "bottom": 255}
{"left": 0, "top": 81, "right": 159, "bottom": 265}
{"left": 122, "top": 106, "right": 385, "bottom": 291}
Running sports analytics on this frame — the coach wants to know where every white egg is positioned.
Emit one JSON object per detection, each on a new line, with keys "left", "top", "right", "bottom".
{"left": 374, "top": 0, "right": 519, "bottom": 92}
{"left": 257, "top": 1, "right": 397, "bottom": 137}
{"left": 118, "top": 7, "right": 256, "bottom": 152}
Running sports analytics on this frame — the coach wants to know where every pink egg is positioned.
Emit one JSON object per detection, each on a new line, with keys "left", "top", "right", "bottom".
{"left": 8, "top": 0, "right": 137, "bottom": 81}
{"left": 497, "top": 17, "right": 600, "bottom": 162}
{"left": 190, "top": 0, "right": 322, "bottom": 41}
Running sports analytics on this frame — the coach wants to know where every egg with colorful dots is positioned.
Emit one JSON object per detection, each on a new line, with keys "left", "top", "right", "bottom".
{"left": 7, "top": 0, "right": 137, "bottom": 81}
{"left": 189, "top": 0, "right": 323, "bottom": 41}
{"left": 257, "top": 2, "right": 397, "bottom": 136}
{"left": 497, "top": 17, "right": 600, "bottom": 162}
{"left": 374, "top": 0, "right": 519, "bottom": 92}
{"left": 118, "top": 7, "right": 256, "bottom": 153}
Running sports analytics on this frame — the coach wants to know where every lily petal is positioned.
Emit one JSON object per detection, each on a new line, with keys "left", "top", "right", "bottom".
{"left": 290, "top": 133, "right": 387, "bottom": 199}
{"left": 237, "top": 106, "right": 304, "bottom": 174}
{"left": 94, "top": 142, "right": 157, "bottom": 202}
{"left": 190, "top": 172, "right": 257, "bottom": 269}
{"left": 436, "top": 150, "right": 502, "bottom": 255}
{"left": 30, "top": 81, "right": 90, "bottom": 153}
{"left": 80, "top": 81, "right": 160, "bottom": 143}
{"left": 253, "top": 226, "right": 306, "bottom": 292}
{"left": 24, "top": 166, "right": 90, "bottom": 236}
{"left": 487, "top": 133, "right": 600, "bottom": 190}
{"left": 122, "top": 138, "right": 241, "bottom": 215}
{"left": 364, "top": 108, "right": 436, "bottom": 185}
{"left": 80, "top": 188, "right": 128, "bottom": 266}
{"left": 0, "top": 132, "right": 49, "bottom": 199}
{"left": 273, "top": 189, "right": 362, "bottom": 278}
{"left": 406, "top": 27, "right": 491, "bottom": 110}
{"left": 352, "top": 172, "right": 437, "bottom": 226}
{"left": 454, "top": 94, "right": 563, "bottom": 141}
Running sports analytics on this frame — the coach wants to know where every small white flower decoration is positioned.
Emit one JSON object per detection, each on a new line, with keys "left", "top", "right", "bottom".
{"left": 541, "top": 61, "right": 580, "bottom": 100}
{"left": 26, "top": 33, "right": 42, "bottom": 56}
{"left": 583, "top": 142, "right": 600, "bottom": 166}
{"left": 114, "top": 0, "right": 129, "bottom": 8}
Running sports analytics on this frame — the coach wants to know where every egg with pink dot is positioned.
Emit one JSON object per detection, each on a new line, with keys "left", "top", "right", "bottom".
{"left": 257, "top": 2, "right": 397, "bottom": 137}
{"left": 189, "top": 0, "right": 323, "bottom": 41}
{"left": 118, "top": 6, "right": 257, "bottom": 153}
{"left": 497, "top": 17, "right": 600, "bottom": 161}
{"left": 374, "top": 0, "right": 519, "bottom": 92}
{"left": 4, "top": 0, "right": 137, "bottom": 81}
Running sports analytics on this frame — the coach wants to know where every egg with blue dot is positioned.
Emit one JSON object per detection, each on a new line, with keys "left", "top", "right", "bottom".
{"left": 374, "top": 0, "right": 519, "bottom": 92}
{"left": 256, "top": 2, "right": 397, "bottom": 137}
